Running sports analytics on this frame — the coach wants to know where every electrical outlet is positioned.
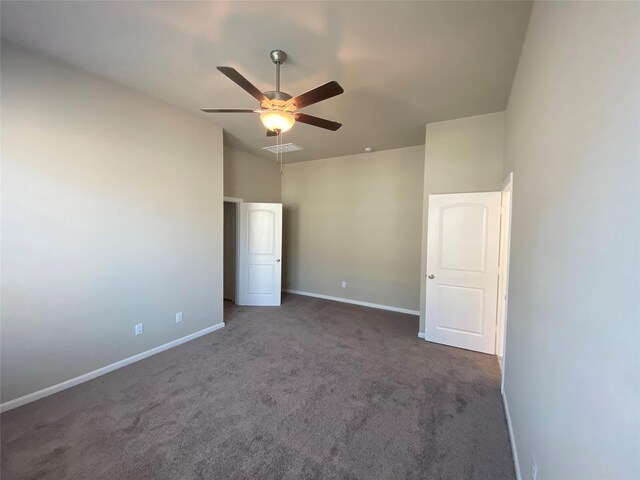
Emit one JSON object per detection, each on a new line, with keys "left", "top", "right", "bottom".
{"left": 530, "top": 456, "right": 537, "bottom": 480}
{"left": 134, "top": 323, "right": 143, "bottom": 336}
{"left": 341, "top": 281, "right": 347, "bottom": 288}
{"left": 176, "top": 312, "right": 183, "bottom": 323}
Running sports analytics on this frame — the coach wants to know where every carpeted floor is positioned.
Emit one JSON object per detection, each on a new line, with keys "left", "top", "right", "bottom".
{"left": 1, "top": 293, "right": 514, "bottom": 479}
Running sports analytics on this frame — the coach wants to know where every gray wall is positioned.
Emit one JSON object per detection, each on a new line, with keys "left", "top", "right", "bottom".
{"left": 1, "top": 42, "right": 225, "bottom": 404}
{"left": 502, "top": 2, "right": 640, "bottom": 478}
{"left": 419, "top": 112, "right": 505, "bottom": 333}
{"left": 281, "top": 146, "right": 424, "bottom": 312}
{"left": 224, "top": 145, "right": 281, "bottom": 203}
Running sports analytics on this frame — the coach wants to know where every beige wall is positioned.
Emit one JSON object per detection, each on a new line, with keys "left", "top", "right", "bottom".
{"left": 1, "top": 42, "right": 225, "bottom": 404}
{"left": 502, "top": 2, "right": 639, "bottom": 478}
{"left": 281, "top": 146, "right": 424, "bottom": 312}
{"left": 419, "top": 112, "right": 505, "bottom": 333}
{"left": 224, "top": 145, "right": 281, "bottom": 203}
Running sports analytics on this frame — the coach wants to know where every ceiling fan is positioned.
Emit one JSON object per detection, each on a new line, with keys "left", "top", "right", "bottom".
{"left": 201, "top": 50, "right": 344, "bottom": 136}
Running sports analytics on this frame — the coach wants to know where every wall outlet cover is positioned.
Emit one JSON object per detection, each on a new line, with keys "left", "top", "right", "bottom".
{"left": 135, "top": 323, "right": 143, "bottom": 336}
{"left": 341, "top": 281, "right": 347, "bottom": 288}
{"left": 176, "top": 312, "right": 183, "bottom": 323}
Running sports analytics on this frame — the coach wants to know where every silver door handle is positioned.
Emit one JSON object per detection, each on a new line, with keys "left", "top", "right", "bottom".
{"left": 276, "top": 259, "right": 281, "bottom": 262}
{"left": 428, "top": 274, "right": 434, "bottom": 279}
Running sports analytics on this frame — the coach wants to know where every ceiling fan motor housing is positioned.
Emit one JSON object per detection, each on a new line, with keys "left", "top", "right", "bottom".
{"left": 262, "top": 90, "right": 294, "bottom": 110}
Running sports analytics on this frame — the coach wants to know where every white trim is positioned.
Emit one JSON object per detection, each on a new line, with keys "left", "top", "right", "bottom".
{"left": 417, "top": 332, "right": 426, "bottom": 339}
{"left": 501, "top": 171, "right": 514, "bottom": 192}
{"left": 502, "top": 389, "right": 521, "bottom": 480}
{"left": 0, "top": 322, "right": 225, "bottom": 413}
{"left": 223, "top": 196, "right": 243, "bottom": 203}
{"left": 500, "top": 172, "right": 514, "bottom": 392}
{"left": 283, "top": 289, "right": 419, "bottom": 316}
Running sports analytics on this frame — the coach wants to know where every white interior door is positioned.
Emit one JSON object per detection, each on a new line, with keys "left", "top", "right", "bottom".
{"left": 425, "top": 192, "right": 501, "bottom": 354}
{"left": 237, "top": 203, "right": 282, "bottom": 306}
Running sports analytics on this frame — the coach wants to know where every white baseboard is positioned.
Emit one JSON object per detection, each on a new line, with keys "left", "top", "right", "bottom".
{"left": 502, "top": 389, "right": 521, "bottom": 480}
{"left": 283, "top": 289, "right": 419, "bottom": 316}
{"left": 0, "top": 322, "right": 225, "bottom": 413}
{"left": 418, "top": 332, "right": 426, "bottom": 339}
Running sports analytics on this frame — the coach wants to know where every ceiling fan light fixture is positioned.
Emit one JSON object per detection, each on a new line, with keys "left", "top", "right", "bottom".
{"left": 260, "top": 110, "right": 295, "bottom": 133}
{"left": 203, "top": 51, "right": 343, "bottom": 137}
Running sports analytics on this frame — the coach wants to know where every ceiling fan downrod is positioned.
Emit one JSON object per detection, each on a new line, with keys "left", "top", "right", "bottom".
{"left": 270, "top": 49, "right": 287, "bottom": 93}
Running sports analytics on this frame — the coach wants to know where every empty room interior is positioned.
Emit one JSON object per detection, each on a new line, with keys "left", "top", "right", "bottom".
{"left": 1, "top": 1, "right": 639, "bottom": 479}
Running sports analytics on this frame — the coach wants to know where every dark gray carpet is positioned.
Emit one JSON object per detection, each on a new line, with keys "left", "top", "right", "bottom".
{"left": 1, "top": 293, "right": 514, "bottom": 479}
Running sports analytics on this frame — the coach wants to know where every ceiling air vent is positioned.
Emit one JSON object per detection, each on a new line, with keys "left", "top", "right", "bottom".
{"left": 262, "top": 143, "right": 303, "bottom": 154}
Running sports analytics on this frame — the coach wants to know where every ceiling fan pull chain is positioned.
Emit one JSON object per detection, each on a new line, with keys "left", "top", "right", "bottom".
{"left": 279, "top": 132, "right": 283, "bottom": 174}
{"left": 277, "top": 131, "right": 281, "bottom": 173}
{"left": 274, "top": 130, "right": 278, "bottom": 165}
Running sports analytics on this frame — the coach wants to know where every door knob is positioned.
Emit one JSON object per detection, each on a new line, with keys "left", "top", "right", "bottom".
{"left": 276, "top": 259, "right": 281, "bottom": 262}
{"left": 428, "top": 274, "right": 434, "bottom": 279}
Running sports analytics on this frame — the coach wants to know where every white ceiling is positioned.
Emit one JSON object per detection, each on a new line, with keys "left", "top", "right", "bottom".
{"left": 1, "top": 1, "right": 532, "bottom": 163}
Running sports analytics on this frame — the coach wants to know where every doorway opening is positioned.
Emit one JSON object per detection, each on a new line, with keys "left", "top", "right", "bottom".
{"left": 223, "top": 199, "right": 283, "bottom": 308}
{"left": 422, "top": 175, "right": 514, "bottom": 368}
{"left": 223, "top": 197, "right": 242, "bottom": 304}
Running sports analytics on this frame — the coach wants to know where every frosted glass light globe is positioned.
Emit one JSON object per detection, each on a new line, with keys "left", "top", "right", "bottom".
{"left": 260, "top": 110, "right": 295, "bottom": 133}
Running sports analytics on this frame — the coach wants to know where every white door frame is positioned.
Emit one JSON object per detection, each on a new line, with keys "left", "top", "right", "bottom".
{"left": 499, "top": 173, "right": 513, "bottom": 393}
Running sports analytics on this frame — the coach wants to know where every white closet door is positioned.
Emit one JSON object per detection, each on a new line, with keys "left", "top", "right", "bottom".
{"left": 237, "top": 203, "right": 282, "bottom": 306}
{"left": 425, "top": 192, "right": 501, "bottom": 354}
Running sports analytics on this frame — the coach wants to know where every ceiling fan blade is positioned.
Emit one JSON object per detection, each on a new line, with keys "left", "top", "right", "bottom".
{"left": 201, "top": 108, "right": 259, "bottom": 113}
{"left": 266, "top": 130, "right": 277, "bottom": 137}
{"left": 288, "top": 81, "right": 344, "bottom": 109}
{"left": 295, "top": 113, "right": 342, "bottom": 131}
{"left": 217, "top": 66, "right": 268, "bottom": 104}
